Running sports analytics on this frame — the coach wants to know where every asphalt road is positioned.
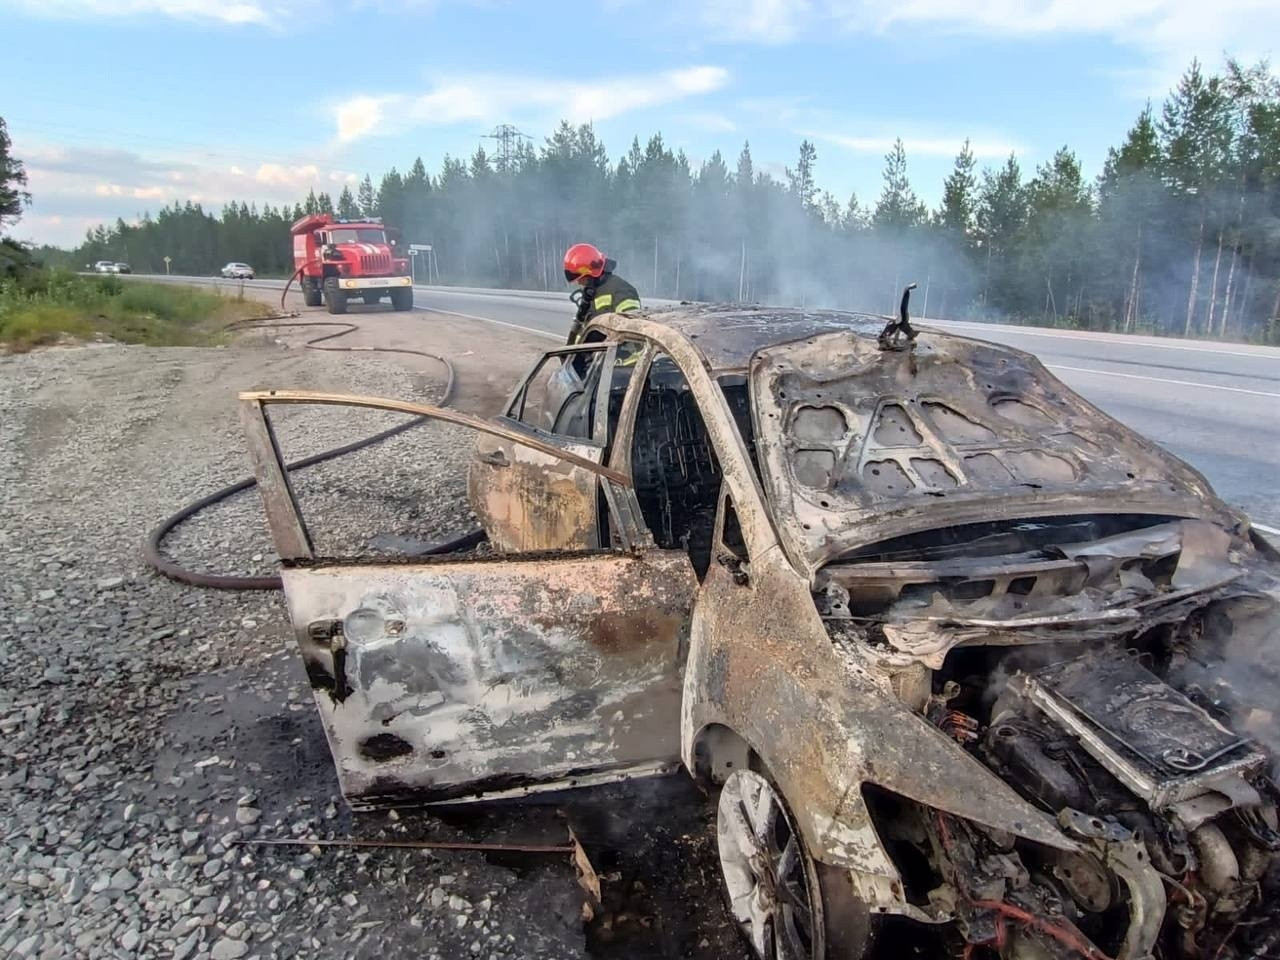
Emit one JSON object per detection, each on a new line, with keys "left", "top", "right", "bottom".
{"left": 142, "top": 274, "right": 1280, "bottom": 533}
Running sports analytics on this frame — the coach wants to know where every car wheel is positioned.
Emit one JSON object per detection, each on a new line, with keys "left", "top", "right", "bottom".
{"left": 302, "top": 280, "right": 322, "bottom": 308}
{"left": 390, "top": 286, "right": 413, "bottom": 311}
{"left": 324, "top": 277, "right": 347, "bottom": 315}
{"left": 717, "top": 768, "right": 875, "bottom": 960}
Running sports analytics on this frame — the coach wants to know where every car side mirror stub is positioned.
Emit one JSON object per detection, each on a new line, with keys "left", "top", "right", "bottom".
{"left": 717, "top": 553, "right": 749, "bottom": 586}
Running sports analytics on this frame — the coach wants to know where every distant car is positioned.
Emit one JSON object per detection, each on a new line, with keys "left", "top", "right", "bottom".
{"left": 221, "top": 262, "right": 255, "bottom": 279}
{"left": 114, "top": 262, "right": 131, "bottom": 274}
{"left": 93, "top": 261, "right": 116, "bottom": 273}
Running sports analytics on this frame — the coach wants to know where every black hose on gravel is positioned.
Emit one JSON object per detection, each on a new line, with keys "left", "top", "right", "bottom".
{"left": 143, "top": 314, "right": 485, "bottom": 591}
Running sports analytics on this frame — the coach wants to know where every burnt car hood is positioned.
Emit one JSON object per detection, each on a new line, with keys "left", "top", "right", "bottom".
{"left": 748, "top": 329, "right": 1241, "bottom": 576}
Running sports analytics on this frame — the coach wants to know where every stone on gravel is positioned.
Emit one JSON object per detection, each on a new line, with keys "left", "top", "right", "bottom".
{"left": 210, "top": 936, "right": 249, "bottom": 960}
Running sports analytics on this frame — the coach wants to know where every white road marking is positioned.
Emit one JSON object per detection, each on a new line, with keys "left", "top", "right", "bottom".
{"left": 931, "top": 320, "right": 1280, "bottom": 361}
{"left": 1255, "top": 523, "right": 1280, "bottom": 536}
{"left": 415, "top": 303, "right": 560, "bottom": 341}
{"left": 1047, "top": 364, "right": 1280, "bottom": 399}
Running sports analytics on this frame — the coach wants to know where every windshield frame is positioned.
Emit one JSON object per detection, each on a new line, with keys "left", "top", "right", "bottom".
{"left": 328, "top": 228, "right": 386, "bottom": 244}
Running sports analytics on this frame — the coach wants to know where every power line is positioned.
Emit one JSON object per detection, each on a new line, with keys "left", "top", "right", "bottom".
{"left": 481, "top": 124, "right": 532, "bottom": 171}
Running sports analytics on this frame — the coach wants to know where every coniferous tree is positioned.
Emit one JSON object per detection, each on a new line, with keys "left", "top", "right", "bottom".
{"left": 785, "top": 140, "right": 817, "bottom": 211}
{"left": 1, "top": 117, "right": 30, "bottom": 230}
{"left": 938, "top": 139, "right": 977, "bottom": 240}
{"left": 357, "top": 175, "right": 377, "bottom": 218}
{"left": 336, "top": 185, "right": 359, "bottom": 219}
{"left": 874, "top": 139, "right": 926, "bottom": 229}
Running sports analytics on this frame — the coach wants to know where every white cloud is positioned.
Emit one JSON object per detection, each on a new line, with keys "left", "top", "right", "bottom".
{"left": 847, "top": 0, "right": 1280, "bottom": 71}
{"left": 332, "top": 65, "right": 731, "bottom": 142}
{"left": 817, "top": 132, "right": 1024, "bottom": 159}
{"left": 698, "top": 0, "right": 812, "bottom": 43}
{"left": 15, "top": 143, "right": 357, "bottom": 246}
{"left": 12, "top": 0, "right": 274, "bottom": 24}
{"left": 698, "top": 0, "right": 1279, "bottom": 89}
{"left": 335, "top": 97, "right": 392, "bottom": 143}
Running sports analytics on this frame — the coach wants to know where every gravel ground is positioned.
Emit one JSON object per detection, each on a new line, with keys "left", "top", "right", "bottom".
{"left": 0, "top": 323, "right": 744, "bottom": 960}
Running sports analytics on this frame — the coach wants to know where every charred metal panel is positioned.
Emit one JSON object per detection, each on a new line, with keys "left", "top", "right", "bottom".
{"left": 1010, "top": 652, "right": 1268, "bottom": 809}
{"left": 817, "top": 519, "right": 1247, "bottom": 666}
{"left": 746, "top": 330, "right": 1237, "bottom": 574}
{"left": 467, "top": 434, "right": 602, "bottom": 553}
{"left": 281, "top": 551, "right": 696, "bottom": 807}
{"left": 683, "top": 544, "right": 1075, "bottom": 913}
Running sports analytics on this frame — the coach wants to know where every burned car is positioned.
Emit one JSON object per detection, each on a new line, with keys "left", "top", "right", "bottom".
{"left": 241, "top": 304, "right": 1280, "bottom": 960}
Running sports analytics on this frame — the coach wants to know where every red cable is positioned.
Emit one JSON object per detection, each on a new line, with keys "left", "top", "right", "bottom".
{"left": 970, "top": 899, "right": 1115, "bottom": 960}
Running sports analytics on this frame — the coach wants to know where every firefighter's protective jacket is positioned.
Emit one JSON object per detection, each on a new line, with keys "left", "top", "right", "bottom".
{"left": 567, "top": 272, "right": 642, "bottom": 346}
{"left": 585, "top": 272, "right": 640, "bottom": 321}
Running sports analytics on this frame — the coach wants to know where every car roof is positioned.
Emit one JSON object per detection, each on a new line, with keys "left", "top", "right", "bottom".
{"left": 600, "top": 303, "right": 889, "bottom": 373}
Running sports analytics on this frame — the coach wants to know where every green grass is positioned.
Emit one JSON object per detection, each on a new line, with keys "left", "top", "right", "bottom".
{"left": 0, "top": 270, "right": 270, "bottom": 352}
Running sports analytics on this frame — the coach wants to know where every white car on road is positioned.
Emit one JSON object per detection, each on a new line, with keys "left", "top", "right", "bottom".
{"left": 93, "top": 261, "right": 116, "bottom": 273}
{"left": 221, "top": 262, "right": 255, "bottom": 279}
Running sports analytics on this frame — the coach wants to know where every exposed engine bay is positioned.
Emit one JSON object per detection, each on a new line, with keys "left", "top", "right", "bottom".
{"left": 818, "top": 515, "right": 1280, "bottom": 959}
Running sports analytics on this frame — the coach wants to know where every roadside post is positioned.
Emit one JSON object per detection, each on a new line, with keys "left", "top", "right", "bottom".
{"left": 409, "top": 244, "right": 432, "bottom": 285}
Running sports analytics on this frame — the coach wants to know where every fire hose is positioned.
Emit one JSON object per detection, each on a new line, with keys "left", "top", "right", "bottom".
{"left": 142, "top": 301, "right": 485, "bottom": 591}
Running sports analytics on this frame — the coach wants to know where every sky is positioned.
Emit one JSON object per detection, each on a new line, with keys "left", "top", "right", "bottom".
{"left": 2, "top": 0, "right": 1277, "bottom": 248}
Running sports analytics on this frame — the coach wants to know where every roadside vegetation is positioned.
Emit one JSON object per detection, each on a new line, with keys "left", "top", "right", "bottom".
{"left": 0, "top": 269, "right": 269, "bottom": 352}
{"left": 1, "top": 119, "right": 271, "bottom": 353}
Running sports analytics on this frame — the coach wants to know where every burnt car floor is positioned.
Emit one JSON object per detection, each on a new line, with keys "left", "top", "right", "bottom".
{"left": 237, "top": 304, "right": 1280, "bottom": 960}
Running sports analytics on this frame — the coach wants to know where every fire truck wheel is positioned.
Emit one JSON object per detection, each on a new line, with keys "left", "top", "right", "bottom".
{"left": 302, "top": 281, "right": 322, "bottom": 307}
{"left": 390, "top": 287, "right": 414, "bottom": 311}
{"left": 324, "top": 278, "right": 347, "bottom": 315}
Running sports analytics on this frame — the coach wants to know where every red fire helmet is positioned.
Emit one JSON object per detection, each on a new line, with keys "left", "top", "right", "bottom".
{"left": 563, "top": 243, "right": 607, "bottom": 284}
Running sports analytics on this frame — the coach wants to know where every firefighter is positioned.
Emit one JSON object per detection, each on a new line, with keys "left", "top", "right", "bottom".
{"left": 563, "top": 243, "right": 640, "bottom": 345}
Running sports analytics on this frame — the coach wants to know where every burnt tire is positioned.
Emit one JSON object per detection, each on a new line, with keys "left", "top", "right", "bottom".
{"left": 323, "top": 277, "right": 347, "bottom": 315}
{"left": 302, "top": 281, "right": 322, "bottom": 307}
{"left": 717, "top": 768, "right": 875, "bottom": 960}
{"left": 390, "top": 286, "right": 413, "bottom": 311}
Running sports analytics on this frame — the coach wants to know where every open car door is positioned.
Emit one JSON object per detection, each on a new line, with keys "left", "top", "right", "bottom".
{"left": 239, "top": 390, "right": 696, "bottom": 807}
{"left": 469, "top": 342, "right": 620, "bottom": 554}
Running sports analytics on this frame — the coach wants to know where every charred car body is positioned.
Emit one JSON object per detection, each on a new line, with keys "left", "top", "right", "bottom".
{"left": 241, "top": 304, "right": 1280, "bottom": 960}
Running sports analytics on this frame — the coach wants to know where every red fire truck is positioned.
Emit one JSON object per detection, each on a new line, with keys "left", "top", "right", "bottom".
{"left": 290, "top": 213, "right": 413, "bottom": 314}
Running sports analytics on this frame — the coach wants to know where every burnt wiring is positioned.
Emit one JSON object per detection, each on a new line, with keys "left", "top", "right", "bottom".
{"left": 968, "top": 899, "right": 1114, "bottom": 960}
{"left": 932, "top": 774, "right": 1115, "bottom": 960}
{"left": 142, "top": 309, "right": 485, "bottom": 591}
{"left": 941, "top": 709, "right": 980, "bottom": 744}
